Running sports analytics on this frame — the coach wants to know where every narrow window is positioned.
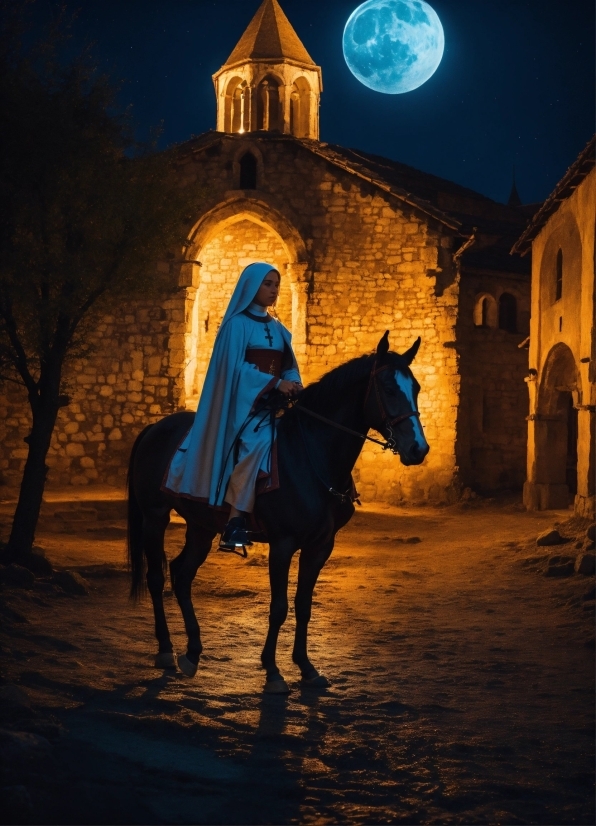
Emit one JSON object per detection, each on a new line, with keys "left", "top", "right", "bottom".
{"left": 257, "top": 78, "right": 281, "bottom": 131}
{"left": 555, "top": 248, "right": 563, "bottom": 301}
{"left": 498, "top": 293, "right": 517, "bottom": 333}
{"left": 473, "top": 294, "right": 495, "bottom": 327}
{"left": 239, "top": 152, "right": 257, "bottom": 190}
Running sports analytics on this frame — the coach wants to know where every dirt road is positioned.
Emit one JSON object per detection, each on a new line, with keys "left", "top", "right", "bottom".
{"left": 0, "top": 493, "right": 594, "bottom": 824}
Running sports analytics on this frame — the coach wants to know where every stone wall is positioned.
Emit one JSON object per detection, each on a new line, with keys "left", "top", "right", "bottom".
{"left": 456, "top": 271, "right": 530, "bottom": 492}
{"left": 0, "top": 292, "right": 180, "bottom": 488}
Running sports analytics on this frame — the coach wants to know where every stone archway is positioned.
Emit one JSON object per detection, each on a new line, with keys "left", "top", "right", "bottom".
{"left": 531, "top": 343, "right": 580, "bottom": 508}
{"left": 181, "top": 199, "right": 309, "bottom": 407}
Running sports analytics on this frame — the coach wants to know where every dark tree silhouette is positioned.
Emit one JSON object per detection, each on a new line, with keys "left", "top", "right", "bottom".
{"left": 0, "top": 3, "right": 201, "bottom": 562}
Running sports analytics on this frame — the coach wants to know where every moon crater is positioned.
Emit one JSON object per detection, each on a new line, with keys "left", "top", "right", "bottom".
{"left": 343, "top": 0, "right": 445, "bottom": 94}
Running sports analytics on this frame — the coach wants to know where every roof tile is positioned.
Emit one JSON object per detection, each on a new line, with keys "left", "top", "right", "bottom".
{"left": 224, "top": 0, "right": 316, "bottom": 68}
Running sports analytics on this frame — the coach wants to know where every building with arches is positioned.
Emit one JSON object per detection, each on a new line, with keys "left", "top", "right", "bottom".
{"left": 513, "top": 136, "right": 595, "bottom": 517}
{"left": 0, "top": 0, "right": 535, "bottom": 503}
{"left": 213, "top": 0, "right": 321, "bottom": 139}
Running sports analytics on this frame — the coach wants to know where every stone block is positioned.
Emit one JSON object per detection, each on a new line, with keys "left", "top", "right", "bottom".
{"left": 537, "top": 529, "right": 566, "bottom": 547}
{"left": 576, "top": 554, "right": 595, "bottom": 576}
{"left": 65, "top": 443, "right": 85, "bottom": 458}
{"left": 147, "top": 356, "right": 162, "bottom": 375}
{"left": 53, "top": 570, "right": 89, "bottom": 596}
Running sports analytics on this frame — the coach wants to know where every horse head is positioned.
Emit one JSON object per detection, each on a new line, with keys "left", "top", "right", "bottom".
{"left": 365, "top": 331, "right": 430, "bottom": 466}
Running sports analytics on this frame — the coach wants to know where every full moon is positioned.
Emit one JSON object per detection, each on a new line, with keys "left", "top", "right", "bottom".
{"left": 343, "top": 0, "right": 445, "bottom": 94}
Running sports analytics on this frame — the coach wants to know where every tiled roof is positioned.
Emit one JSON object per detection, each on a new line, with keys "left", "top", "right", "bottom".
{"left": 308, "top": 143, "right": 531, "bottom": 274}
{"left": 511, "top": 135, "right": 595, "bottom": 256}
{"left": 314, "top": 143, "right": 530, "bottom": 233}
{"left": 223, "top": 0, "right": 316, "bottom": 68}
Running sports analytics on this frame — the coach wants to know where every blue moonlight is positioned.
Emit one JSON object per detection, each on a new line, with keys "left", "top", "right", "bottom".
{"left": 343, "top": 0, "right": 445, "bottom": 94}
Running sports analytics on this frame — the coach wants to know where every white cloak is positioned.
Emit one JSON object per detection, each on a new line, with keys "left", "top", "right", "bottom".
{"left": 163, "top": 263, "right": 300, "bottom": 506}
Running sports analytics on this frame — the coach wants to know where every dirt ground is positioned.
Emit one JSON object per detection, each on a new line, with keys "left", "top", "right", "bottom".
{"left": 0, "top": 487, "right": 594, "bottom": 825}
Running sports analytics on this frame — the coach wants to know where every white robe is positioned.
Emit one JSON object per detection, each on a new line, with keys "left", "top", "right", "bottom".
{"left": 224, "top": 306, "right": 300, "bottom": 512}
{"left": 163, "top": 264, "right": 301, "bottom": 508}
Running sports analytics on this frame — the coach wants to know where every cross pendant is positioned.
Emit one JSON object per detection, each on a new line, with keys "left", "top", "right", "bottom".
{"left": 264, "top": 323, "right": 274, "bottom": 347}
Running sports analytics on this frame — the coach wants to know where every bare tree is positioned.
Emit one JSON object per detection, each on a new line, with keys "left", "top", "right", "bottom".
{"left": 0, "top": 3, "right": 200, "bottom": 562}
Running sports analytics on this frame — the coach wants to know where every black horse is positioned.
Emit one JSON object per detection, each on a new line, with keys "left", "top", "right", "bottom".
{"left": 127, "top": 331, "right": 429, "bottom": 693}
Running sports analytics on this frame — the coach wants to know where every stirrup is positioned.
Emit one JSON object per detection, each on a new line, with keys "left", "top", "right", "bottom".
{"left": 218, "top": 519, "right": 252, "bottom": 558}
{"left": 218, "top": 540, "right": 249, "bottom": 558}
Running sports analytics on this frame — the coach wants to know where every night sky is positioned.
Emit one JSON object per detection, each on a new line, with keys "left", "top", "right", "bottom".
{"left": 36, "top": 0, "right": 594, "bottom": 205}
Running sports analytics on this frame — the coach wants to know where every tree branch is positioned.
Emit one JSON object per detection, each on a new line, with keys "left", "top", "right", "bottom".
{"left": 0, "top": 287, "right": 39, "bottom": 397}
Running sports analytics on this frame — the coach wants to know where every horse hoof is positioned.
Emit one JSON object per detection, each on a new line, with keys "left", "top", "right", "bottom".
{"left": 177, "top": 654, "right": 199, "bottom": 678}
{"left": 264, "top": 678, "right": 290, "bottom": 695}
{"left": 301, "top": 673, "right": 330, "bottom": 688}
{"left": 155, "top": 652, "right": 176, "bottom": 669}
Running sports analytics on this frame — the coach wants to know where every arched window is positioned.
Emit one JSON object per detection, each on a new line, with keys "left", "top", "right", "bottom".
{"left": 239, "top": 152, "right": 257, "bottom": 190}
{"left": 289, "top": 77, "right": 312, "bottom": 138}
{"left": 256, "top": 77, "right": 281, "bottom": 131}
{"left": 555, "top": 248, "right": 563, "bottom": 301}
{"left": 231, "top": 85, "right": 242, "bottom": 132}
{"left": 224, "top": 77, "right": 247, "bottom": 133}
{"left": 473, "top": 293, "right": 497, "bottom": 328}
{"left": 498, "top": 293, "right": 517, "bottom": 333}
{"left": 290, "top": 90, "right": 300, "bottom": 136}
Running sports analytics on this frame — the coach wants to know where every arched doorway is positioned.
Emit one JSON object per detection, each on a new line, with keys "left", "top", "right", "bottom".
{"left": 182, "top": 201, "right": 308, "bottom": 408}
{"left": 535, "top": 344, "right": 580, "bottom": 507}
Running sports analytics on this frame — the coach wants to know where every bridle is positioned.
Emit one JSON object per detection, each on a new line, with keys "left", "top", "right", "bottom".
{"left": 295, "top": 358, "right": 420, "bottom": 454}
{"left": 362, "top": 360, "right": 421, "bottom": 452}
{"left": 291, "top": 358, "right": 421, "bottom": 503}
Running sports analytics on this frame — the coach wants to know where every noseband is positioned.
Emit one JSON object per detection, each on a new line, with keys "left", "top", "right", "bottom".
{"left": 364, "top": 361, "right": 421, "bottom": 450}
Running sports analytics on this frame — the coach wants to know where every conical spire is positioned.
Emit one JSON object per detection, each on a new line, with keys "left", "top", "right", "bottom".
{"left": 508, "top": 167, "right": 522, "bottom": 206}
{"left": 223, "top": 0, "right": 316, "bottom": 68}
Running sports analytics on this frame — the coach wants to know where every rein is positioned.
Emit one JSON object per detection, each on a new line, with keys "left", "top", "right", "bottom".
{"left": 295, "top": 404, "right": 392, "bottom": 451}
{"left": 291, "top": 359, "right": 421, "bottom": 503}
{"left": 295, "top": 361, "right": 420, "bottom": 454}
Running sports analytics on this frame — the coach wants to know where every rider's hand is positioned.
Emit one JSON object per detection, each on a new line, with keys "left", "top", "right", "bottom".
{"left": 278, "top": 380, "right": 302, "bottom": 397}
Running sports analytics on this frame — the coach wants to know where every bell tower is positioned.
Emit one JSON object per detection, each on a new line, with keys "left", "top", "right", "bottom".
{"left": 213, "top": 0, "right": 322, "bottom": 140}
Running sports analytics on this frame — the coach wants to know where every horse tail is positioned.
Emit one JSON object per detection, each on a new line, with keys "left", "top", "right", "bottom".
{"left": 127, "top": 424, "right": 154, "bottom": 602}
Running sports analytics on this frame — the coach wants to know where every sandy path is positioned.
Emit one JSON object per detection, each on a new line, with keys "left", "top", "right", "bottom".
{"left": 0, "top": 498, "right": 594, "bottom": 824}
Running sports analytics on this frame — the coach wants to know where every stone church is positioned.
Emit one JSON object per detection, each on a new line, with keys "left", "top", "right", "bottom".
{"left": 0, "top": 0, "right": 534, "bottom": 504}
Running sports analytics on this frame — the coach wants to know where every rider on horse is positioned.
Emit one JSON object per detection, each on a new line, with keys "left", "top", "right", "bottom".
{"left": 163, "top": 263, "right": 302, "bottom": 551}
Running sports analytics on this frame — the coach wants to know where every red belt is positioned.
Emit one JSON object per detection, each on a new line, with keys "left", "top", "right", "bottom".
{"left": 245, "top": 349, "right": 283, "bottom": 377}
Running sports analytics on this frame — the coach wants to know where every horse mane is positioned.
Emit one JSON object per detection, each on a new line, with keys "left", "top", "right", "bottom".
{"left": 296, "top": 354, "right": 375, "bottom": 416}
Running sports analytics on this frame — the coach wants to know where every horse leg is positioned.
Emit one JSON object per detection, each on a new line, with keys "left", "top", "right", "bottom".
{"left": 292, "top": 540, "right": 334, "bottom": 687}
{"left": 144, "top": 511, "right": 176, "bottom": 669}
{"left": 261, "top": 537, "right": 297, "bottom": 694}
{"left": 171, "top": 522, "right": 214, "bottom": 678}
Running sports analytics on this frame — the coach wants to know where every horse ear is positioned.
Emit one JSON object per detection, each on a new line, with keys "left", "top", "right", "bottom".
{"left": 377, "top": 331, "right": 390, "bottom": 357}
{"left": 403, "top": 337, "right": 421, "bottom": 365}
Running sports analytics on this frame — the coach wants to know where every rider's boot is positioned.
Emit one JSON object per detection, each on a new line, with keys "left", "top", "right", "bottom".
{"left": 219, "top": 516, "right": 253, "bottom": 553}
